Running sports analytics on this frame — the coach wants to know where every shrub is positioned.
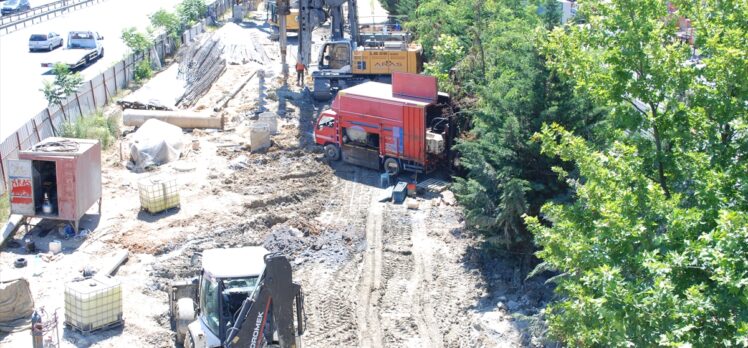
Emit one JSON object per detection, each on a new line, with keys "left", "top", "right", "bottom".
{"left": 0, "top": 193, "right": 8, "bottom": 220}
{"left": 121, "top": 27, "right": 153, "bottom": 55}
{"left": 151, "top": 9, "right": 182, "bottom": 43}
{"left": 134, "top": 59, "right": 153, "bottom": 82}
{"left": 60, "top": 111, "right": 118, "bottom": 149}
{"left": 177, "top": 0, "right": 207, "bottom": 25}
{"left": 40, "top": 63, "right": 83, "bottom": 120}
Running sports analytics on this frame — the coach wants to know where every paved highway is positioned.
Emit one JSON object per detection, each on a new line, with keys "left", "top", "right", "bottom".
{"left": 0, "top": 0, "right": 181, "bottom": 139}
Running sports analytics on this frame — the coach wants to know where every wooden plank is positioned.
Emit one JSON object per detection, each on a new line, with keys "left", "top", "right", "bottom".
{"left": 31, "top": 119, "right": 41, "bottom": 142}
{"left": 46, "top": 108, "right": 58, "bottom": 136}
{"left": 90, "top": 79, "right": 97, "bottom": 109}
{"left": 99, "top": 249, "right": 129, "bottom": 276}
{"left": 1, "top": 215, "right": 27, "bottom": 247}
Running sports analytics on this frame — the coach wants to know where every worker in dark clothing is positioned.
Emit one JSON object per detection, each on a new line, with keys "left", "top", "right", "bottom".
{"left": 296, "top": 61, "right": 307, "bottom": 87}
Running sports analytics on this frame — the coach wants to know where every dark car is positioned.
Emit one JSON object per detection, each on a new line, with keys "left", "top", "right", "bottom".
{"left": 1, "top": 0, "right": 31, "bottom": 16}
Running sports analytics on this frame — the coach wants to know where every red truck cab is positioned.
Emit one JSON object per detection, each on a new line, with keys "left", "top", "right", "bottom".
{"left": 314, "top": 72, "right": 453, "bottom": 175}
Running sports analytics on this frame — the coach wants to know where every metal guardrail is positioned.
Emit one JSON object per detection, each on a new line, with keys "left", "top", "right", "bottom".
{"left": 0, "top": 0, "right": 107, "bottom": 36}
{"left": 0, "top": 0, "right": 236, "bottom": 196}
{"left": 0, "top": 0, "right": 66, "bottom": 25}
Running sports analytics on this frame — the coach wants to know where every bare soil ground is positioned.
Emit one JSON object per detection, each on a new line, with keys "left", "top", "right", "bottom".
{"left": 0, "top": 8, "right": 553, "bottom": 348}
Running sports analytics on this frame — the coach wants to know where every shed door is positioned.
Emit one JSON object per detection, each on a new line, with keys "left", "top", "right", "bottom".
{"left": 56, "top": 157, "right": 76, "bottom": 220}
{"left": 8, "top": 160, "right": 34, "bottom": 215}
{"left": 403, "top": 105, "right": 425, "bottom": 164}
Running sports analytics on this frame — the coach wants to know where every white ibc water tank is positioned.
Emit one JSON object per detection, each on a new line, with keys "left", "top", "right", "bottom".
{"left": 250, "top": 123, "right": 271, "bottom": 151}
{"left": 64, "top": 276, "right": 123, "bottom": 332}
{"left": 258, "top": 112, "right": 278, "bottom": 134}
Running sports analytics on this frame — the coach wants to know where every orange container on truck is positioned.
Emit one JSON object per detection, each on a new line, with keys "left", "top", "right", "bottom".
{"left": 314, "top": 72, "right": 454, "bottom": 175}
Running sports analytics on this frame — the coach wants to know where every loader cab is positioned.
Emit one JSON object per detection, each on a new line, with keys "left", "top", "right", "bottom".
{"left": 189, "top": 247, "right": 269, "bottom": 347}
{"left": 318, "top": 40, "right": 352, "bottom": 72}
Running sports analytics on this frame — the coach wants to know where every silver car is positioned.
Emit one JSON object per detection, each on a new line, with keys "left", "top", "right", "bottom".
{"left": 29, "top": 32, "right": 63, "bottom": 52}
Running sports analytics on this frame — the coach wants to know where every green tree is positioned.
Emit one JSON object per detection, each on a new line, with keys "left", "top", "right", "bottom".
{"left": 150, "top": 8, "right": 182, "bottom": 43}
{"left": 40, "top": 63, "right": 83, "bottom": 121}
{"left": 423, "top": 34, "right": 464, "bottom": 91}
{"left": 121, "top": 27, "right": 154, "bottom": 55}
{"left": 528, "top": 0, "right": 748, "bottom": 345}
{"left": 177, "top": 0, "right": 207, "bottom": 25}
{"left": 541, "top": 0, "right": 560, "bottom": 29}
{"left": 408, "top": 0, "right": 605, "bottom": 249}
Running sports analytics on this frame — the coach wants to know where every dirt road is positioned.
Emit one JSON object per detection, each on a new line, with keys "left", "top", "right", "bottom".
{"left": 293, "top": 162, "right": 486, "bottom": 347}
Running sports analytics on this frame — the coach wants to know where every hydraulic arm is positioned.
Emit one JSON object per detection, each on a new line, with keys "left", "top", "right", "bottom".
{"left": 297, "top": 0, "right": 358, "bottom": 66}
{"left": 225, "top": 254, "right": 304, "bottom": 348}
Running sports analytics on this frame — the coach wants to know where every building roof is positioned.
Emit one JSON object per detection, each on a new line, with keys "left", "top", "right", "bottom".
{"left": 340, "top": 81, "right": 432, "bottom": 107}
{"left": 22, "top": 137, "right": 98, "bottom": 155}
{"left": 202, "top": 246, "right": 269, "bottom": 278}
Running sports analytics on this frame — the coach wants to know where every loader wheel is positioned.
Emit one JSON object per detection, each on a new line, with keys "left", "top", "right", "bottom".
{"left": 184, "top": 333, "right": 194, "bottom": 348}
{"left": 324, "top": 144, "right": 341, "bottom": 161}
{"left": 383, "top": 157, "right": 401, "bottom": 176}
{"left": 175, "top": 298, "right": 195, "bottom": 345}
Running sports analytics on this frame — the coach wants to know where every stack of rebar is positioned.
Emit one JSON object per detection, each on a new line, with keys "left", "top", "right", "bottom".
{"left": 219, "top": 23, "right": 269, "bottom": 65}
{"left": 176, "top": 35, "right": 227, "bottom": 108}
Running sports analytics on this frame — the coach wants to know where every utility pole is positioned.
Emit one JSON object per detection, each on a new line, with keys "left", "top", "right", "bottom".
{"left": 278, "top": 0, "right": 290, "bottom": 84}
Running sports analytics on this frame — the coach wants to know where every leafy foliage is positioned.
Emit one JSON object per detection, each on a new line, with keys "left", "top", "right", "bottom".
{"left": 526, "top": 0, "right": 748, "bottom": 345}
{"left": 423, "top": 34, "right": 464, "bottom": 92}
{"left": 60, "top": 111, "right": 119, "bottom": 149}
{"left": 177, "top": 0, "right": 207, "bottom": 25}
{"left": 0, "top": 192, "right": 8, "bottom": 221}
{"left": 121, "top": 27, "right": 154, "bottom": 55}
{"left": 150, "top": 9, "right": 182, "bottom": 42}
{"left": 134, "top": 59, "right": 154, "bottom": 82}
{"left": 40, "top": 63, "right": 83, "bottom": 112}
{"left": 406, "top": 0, "right": 604, "bottom": 248}
{"left": 399, "top": 0, "right": 747, "bottom": 345}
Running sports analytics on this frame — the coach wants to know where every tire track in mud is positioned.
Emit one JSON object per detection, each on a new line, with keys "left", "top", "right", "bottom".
{"left": 302, "top": 261, "right": 360, "bottom": 346}
{"left": 410, "top": 209, "right": 445, "bottom": 348}
{"left": 303, "top": 167, "right": 475, "bottom": 347}
{"left": 301, "top": 166, "right": 378, "bottom": 347}
{"left": 378, "top": 206, "right": 418, "bottom": 347}
{"left": 357, "top": 200, "right": 385, "bottom": 347}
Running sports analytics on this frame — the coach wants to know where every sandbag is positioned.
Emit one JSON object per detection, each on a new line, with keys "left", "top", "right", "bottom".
{"left": 128, "top": 119, "right": 185, "bottom": 172}
{"left": 0, "top": 278, "right": 34, "bottom": 333}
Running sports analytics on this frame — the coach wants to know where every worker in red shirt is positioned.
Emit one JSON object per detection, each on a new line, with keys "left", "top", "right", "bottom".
{"left": 295, "top": 60, "right": 307, "bottom": 87}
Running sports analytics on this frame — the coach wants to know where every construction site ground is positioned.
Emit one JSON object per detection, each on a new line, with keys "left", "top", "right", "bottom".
{"left": 0, "top": 7, "right": 553, "bottom": 348}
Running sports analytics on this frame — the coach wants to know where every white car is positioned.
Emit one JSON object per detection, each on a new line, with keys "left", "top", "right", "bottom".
{"left": 29, "top": 32, "right": 63, "bottom": 52}
{"left": 41, "top": 31, "right": 104, "bottom": 70}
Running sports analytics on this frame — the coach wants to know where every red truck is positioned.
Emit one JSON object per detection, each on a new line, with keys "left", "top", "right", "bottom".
{"left": 314, "top": 72, "right": 454, "bottom": 175}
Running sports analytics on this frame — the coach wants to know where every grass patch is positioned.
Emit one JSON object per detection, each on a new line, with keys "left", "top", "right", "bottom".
{"left": 60, "top": 111, "right": 120, "bottom": 149}
{"left": 0, "top": 192, "right": 8, "bottom": 221}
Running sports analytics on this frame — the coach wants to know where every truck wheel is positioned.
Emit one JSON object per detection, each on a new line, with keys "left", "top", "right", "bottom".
{"left": 324, "top": 144, "right": 341, "bottom": 161}
{"left": 99, "top": 48, "right": 104, "bottom": 59}
{"left": 383, "top": 158, "right": 401, "bottom": 176}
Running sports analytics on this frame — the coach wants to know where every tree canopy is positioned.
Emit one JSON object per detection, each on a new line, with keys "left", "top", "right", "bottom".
{"left": 394, "top": 0, "right": 748, "bottom": 345}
